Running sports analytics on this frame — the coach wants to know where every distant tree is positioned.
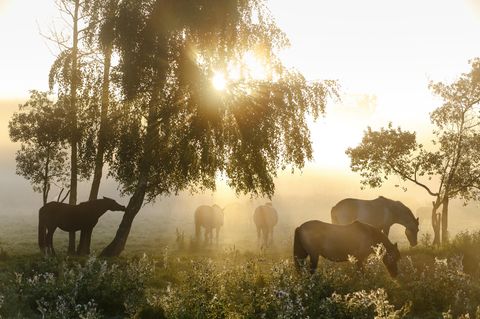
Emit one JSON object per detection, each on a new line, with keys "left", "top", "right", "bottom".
{"left": 100, "top": 0, "right": 338, "bottom": 256}
{"left": 9, "top": 91, "right": 69, "bottom": 205}
{"left": 346, "top": 59, "right": 480, "bottom": 245}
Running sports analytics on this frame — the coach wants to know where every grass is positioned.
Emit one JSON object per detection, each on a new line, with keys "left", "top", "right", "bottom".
{"left": 0, "top": 211, "right": 479, "bottom": 318}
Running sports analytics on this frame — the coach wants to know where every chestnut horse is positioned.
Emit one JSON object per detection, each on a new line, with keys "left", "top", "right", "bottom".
{"left": 294, "top": 220, "right": 400, "bottom": 277}
{"left": 194, "top": 204, "right": 224, "bottom": 244}
{"left": 253, "top": 202, "right": 278, "bottom": 247}
{"left": 38, "top": 197, "right": 126, "bottom": 255}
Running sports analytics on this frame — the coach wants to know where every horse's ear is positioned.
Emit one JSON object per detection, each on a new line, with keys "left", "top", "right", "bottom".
{"left": 416, "top": 217, "right": 419, "bottom": 223}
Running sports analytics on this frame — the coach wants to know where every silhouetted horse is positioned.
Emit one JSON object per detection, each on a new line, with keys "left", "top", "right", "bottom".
{"left": 194, "top": 204, "right": 224, "bottom": 244}
{"left": 38, "top": 197, "right": 126, "bottom": 256}
{"left": 331, "top": 196, "right": 419, "bottom": 246}
{"left": 294, "top": 220, "right": 401, "bottom": 277}
{"left": 253, "top": 202, "right": 278, "bottom": 247}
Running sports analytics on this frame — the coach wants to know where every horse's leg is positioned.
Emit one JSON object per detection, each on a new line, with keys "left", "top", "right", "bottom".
{"left": 77, "top": 230, "right": 87, "bottom": 255}
{"left": 256, "top": 226, "right": 261, "bottom": 247}
{"left": 68, "top": 231, "right": 76, "bottom": 255}
{"left": 204, "top": 227, "right": 210, "bottom": 244}
{"left": 46, "top": 227, "right": 56, "bottom": 256}
{"left": 262, "top": 227, "right": 268, "bottom": 247}
{"left": 356, "top": 258, "right": 365, "bottom": 274}
{"left": 195, "top": 223, "right": 201, "bottom": 242}
{"left": 209, "top": 228, "right": 213, "bottom": 245}
{"left": 215, "top": 227, "right": 220, "bottom": 245}
{"left": 269, "top": 227, "right": 274, "bottom": 246}
{"left": 309, "top": 254, "right": 319, "bottom": 274}
{"left": 85, "top": 228, "right": 93, "bottom": 255}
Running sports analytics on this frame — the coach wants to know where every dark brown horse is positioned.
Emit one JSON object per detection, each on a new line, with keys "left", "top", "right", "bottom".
{"left": 294, "top": 220, "right": 400, "bottom": 277}
{"left": 38, "top": 197, "right": 126, "bottom": 256}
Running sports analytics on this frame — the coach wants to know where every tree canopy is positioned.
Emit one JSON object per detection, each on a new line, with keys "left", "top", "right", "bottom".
{"left": 99, "top": 0, "right": 337, "bottom": 256}
{"left": 9, "top": 91, "right": 70, "bottom": 204}
{"left": 346, "top": 58, "right": 480, "bottom": 244}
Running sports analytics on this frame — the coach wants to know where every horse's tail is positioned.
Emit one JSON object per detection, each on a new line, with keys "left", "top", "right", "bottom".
{"left": 38, "top": 206, "right": 47, "bottom": 254}
{"left": 293, "top": 227, "right": 308, "bottom": 272}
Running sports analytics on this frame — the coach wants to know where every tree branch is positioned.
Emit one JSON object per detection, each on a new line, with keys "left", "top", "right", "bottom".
{"left": 389, "top": 165, "right": 439, "bottom": 197}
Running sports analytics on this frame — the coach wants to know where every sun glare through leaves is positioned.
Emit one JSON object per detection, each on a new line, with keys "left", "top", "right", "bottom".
{"left": 210, "top": 51, "right": 271, "bottom": 92}
{"left": 212, "top": 72, "right": 227, "bottom": 91}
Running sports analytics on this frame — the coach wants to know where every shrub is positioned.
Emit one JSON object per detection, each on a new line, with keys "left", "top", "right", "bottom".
{"left": 12, "top": 255, "right": 154, "bottom": 318}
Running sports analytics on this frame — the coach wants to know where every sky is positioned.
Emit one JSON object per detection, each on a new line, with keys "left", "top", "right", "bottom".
{"left": 1, "top": 0, "right": 480, "bottom": 214}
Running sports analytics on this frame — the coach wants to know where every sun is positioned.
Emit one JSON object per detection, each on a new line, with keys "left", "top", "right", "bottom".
{"left": 210, "top": 51, "right": 271, "bottom": 91}
{"left": 212, "top": 72, "right": 227, "bottom": 91}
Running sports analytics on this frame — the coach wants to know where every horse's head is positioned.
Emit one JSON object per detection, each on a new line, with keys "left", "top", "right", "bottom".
{"left": 405, "top": 216, "right": 419, "bottom": 247}
{"left": 103, "top": 197, "right": 126, "bottom": 212}
{"left": 382, "top": 242, "right": 401, "bottom": 277}
{"left": 394, "top": 201, "right": 419, "bottom": 247}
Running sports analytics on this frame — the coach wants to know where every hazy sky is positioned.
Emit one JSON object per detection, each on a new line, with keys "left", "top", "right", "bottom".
{"left": 1, "top": 0, "right": 480, "bottom": 206}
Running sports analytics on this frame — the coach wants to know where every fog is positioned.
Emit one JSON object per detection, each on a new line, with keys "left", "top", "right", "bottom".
{"left": 1, "top": 99, "right": 480, "bottom": 253}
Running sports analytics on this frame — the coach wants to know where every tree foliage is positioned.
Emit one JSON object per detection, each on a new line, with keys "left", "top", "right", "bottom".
{"left": 110, "top": 0, "right": 337, "bottom": 200}
{"left": 346, "top": 58, "right": 480, "bottom": 244}
{"left": 9, "top": 91, "right": 69, "bottom": 204}
{"left": 99, "top": 0, "right": 337, "bottom": 256}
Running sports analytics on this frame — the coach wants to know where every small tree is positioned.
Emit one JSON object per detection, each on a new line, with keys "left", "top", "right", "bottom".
{"left": 9, "top": 91, "right": 69, "bottom": 205}
{"left": 48, "top": 0, "right": 106, "bottom": 253}
{"left": 346, "top": 59, "right": 480, "bottom": 245}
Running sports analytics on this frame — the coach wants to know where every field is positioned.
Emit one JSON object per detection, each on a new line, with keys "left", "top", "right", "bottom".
{"left": 0, "top": 204, "right": 480, "bottom": 319}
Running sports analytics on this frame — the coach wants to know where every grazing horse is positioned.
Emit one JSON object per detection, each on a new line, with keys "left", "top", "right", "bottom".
{"left": 194, "top": 204, "right": 224, "bottom": 244}
{"left": 38, "top": 197, "right": 126, "bottom": 256}
{"left": 331, "top": 196, "right": 419, "bottom": 246}
{"left": 253, "top": 203, "right": 278, "bottom": 247}
{"left": 294, "top": 220, "right": 401, "bottom": 277}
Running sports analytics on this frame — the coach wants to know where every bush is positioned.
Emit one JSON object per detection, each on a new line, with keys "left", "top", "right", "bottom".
{"left": 11, "top": 255, "right": 154, "bottom": 318}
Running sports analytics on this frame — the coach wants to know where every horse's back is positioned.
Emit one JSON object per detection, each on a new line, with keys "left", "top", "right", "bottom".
{"left": 195, "top": 205, "right": 222, "bottom": 228}
{"left": 331, "top": 198, "right": 360, "bottom": 224}
{"left": 254, "top": 205, "right": 278, "bottom": 227}
{"left": 297, "top": 220, "right": 376, "bottom": 261}
{"left": 39, "top": 202, "right": 71, "bottom": 217}
{"left": 332, "top": 198, "right": 388, "bottom": 228}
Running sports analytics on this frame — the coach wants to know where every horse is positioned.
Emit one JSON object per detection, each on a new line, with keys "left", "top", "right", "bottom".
{"left": 194, "top": 204, "right": 224, "bottom": 244}
{"left": 38, "top": 197, "right": 126, "bottom": 256}
{"left": 253, "top": 202, "right": 278, "bottom": 247}
{"left": 293, "top": 220, "right": 401, "bottom": 277}
{"left": 331, "top": 196, "right": 419, "bottom": 247}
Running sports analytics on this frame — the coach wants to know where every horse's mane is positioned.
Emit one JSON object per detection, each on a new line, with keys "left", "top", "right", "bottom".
{"left": 378, "top": 196, "right": 417, "bottom": 226}
{"left": 76, "top": 198, "right": 106, "bottom": 209}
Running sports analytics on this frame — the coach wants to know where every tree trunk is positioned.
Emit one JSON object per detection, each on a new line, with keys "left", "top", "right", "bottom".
{"left": 89, "top": 44, "right": 112, "bottom": 201}
{"left": 42, "top": 155, "right": 50, "bottom": 205}
{"left": 441, "top": 197, "right": 449, "bottom": 244}
{"left": 100, "top": 88, "right": 161, "bottom": 257}
{"left": 100, "top": 178, "right": 147, "bottom": 257}
{"left": 68, "top": 0, "right": 80, "bottom": 255}
{"left": 431, "top": 200, "right": 441, "bottom": 246}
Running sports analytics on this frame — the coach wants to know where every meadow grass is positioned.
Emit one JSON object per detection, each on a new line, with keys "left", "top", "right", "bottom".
{"left": 0, "top": 211, "right": 479, "bottom": 318}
